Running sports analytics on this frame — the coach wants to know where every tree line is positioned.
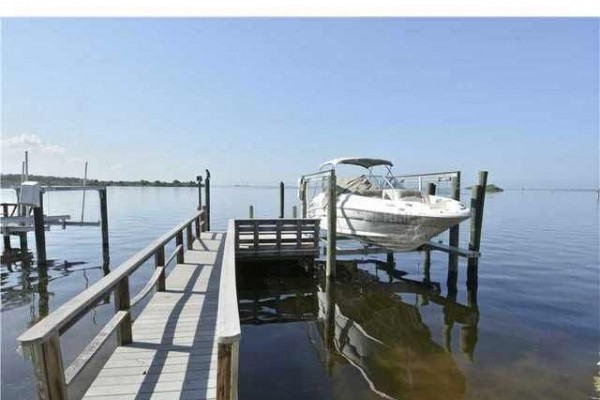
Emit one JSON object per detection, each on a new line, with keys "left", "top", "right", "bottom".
{"left": 0, "top": 174, "right": 198, "bottom": 188}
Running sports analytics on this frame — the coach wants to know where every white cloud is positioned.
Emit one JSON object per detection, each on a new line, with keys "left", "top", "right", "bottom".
{"left": 1, "top": 134, "right": 66, "bottom": 155}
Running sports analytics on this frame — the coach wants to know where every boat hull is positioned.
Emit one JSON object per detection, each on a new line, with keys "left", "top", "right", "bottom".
{"left": 308, "top": 193, "right": 470, "bottom": 251}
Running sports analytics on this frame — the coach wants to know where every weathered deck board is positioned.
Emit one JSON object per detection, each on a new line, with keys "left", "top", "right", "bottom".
{"left": 81, "top": 232, "right": 224, "bottom": 400}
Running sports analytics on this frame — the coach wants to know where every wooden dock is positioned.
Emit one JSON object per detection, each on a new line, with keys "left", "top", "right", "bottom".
{"left": 17, "top": 211, "right": 320, "bottom": 400}
{"left": 81, "top": 232, "right": 224, "bottom": 400}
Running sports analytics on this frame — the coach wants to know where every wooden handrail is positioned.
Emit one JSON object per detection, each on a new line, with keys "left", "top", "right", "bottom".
{"left": 18, "top": 209, "right": 205, "bottom": 346}
{"left": 217, "top": 220, "right": 241, "bottom": 345}
{"left": 18, "top": 209, "right": 206, "bottom": 400}
{"left": 216, "top": 220, "right": 241, "bottom": 400}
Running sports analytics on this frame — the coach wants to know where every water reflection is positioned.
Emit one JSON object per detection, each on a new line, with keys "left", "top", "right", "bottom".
{"left": 1, "top": 258, "right": 111, "bottom": 324}
{"left": 237, "top": 259, "right": 479, "bottom": 400}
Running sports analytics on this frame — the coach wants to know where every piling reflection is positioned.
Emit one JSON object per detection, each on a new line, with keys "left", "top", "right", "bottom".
{"left": 237, "top": 257, "right": 480, "bottom": 400}
{"left": 0, "top": 258, "right": 111, "bottom": 325}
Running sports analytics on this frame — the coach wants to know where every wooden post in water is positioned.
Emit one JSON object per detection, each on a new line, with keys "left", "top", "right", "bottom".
{"left": 196, "top": 175, "right": 203, "bottom": 211}
{"left": 205, "top": 170, "right": 211, "bottom": 231}
{"left": 248, "top": 205, "right": 254, "bottom": 219}
{"left": 324, "top": 278, "right": 336, "bottom": 374}
{"left": 19, "top": 233, "right": 28, "bottom": 254}
{"left": 448, "top": 172, "right": 461, "bottom": 283}
{"left": 427, "top": 182, "right": 436, "bottom": 196}
{"left": 279, "top": 181, "right": 285, "bottom": 218}
{"left": 99, "top": 188, "right": 110, "bottom": 267}
{"left": 33, "top": 191, "right": 47, "bottom": 266}
{"left": 292, "top": 205, "right": 297, "bottom": 219}
{"left": 300, "top": 178, "right": 307, "bottom": 218}
{"left": 2, "top": 204, "right": 11, "bottom": 254}
{"left": 469, "top": 171, "right": 488, "bottom": 252}
{"left": 326, "top": 171, "right": 337, "bottom": 278}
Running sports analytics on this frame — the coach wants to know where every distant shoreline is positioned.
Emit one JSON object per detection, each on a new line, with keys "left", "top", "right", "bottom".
{"left": 0, "top": 174, "right": 597, "bottom": 192}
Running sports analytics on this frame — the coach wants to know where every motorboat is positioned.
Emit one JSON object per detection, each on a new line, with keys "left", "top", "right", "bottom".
{"left": 305, "top": 158, "right": 470, "bottom": 251}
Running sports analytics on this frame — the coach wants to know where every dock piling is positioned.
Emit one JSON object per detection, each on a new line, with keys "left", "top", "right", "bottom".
{"left": 196, "top": 175, "right": 203, "bottom": 211}
{"left": 469, "top": 171, "right": 488, "bottom": 252}
{"left": 292, "top": 205, "right": 297, "bottom": 219}
{"left": 300, "top": 179, "right": 307, "bottom": 218}
{"left": 448, "top": 172, "right": 461, "bottom": 272}
{"left": 205, "top": 170, "right": 211, "bottom": 231}
{"left": 33, "top": 191, "right": 47, "bottom": 266}
{"left": 99, "top": 188, "right": 110, "bottom": 267}
{"left": 279, "top": 181, "right": 284, "bottom": 218}
{"left": 248, "top": 205, "right": 254, "bottom": 219}
{"left": 326, "top": 171, "right": 337, "bottom": 278}
{"left": 427, "top": 182, "right": 436, "bottom": 196}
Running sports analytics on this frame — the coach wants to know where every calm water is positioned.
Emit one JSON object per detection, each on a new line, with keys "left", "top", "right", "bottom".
{"left": 1, "top": 187, "right": 598, "bottom": 400}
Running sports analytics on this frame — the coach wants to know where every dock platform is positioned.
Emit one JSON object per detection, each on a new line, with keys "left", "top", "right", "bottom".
{"left": 82, "top": 232, "right": 224, "bottom": 400}
{"left": 17, "top": 210, "right": 320, "bottom": 400}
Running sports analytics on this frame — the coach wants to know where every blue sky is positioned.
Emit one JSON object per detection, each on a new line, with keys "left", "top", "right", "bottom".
{"left": 1, "top": 18, "right": 598, "bottom": 188}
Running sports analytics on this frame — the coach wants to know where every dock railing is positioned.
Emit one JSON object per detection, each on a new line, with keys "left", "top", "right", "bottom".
{"left": 216, "top": 220, "right": 241, "bottom": 400}
{"left": 17, "top": 208, "right": 208, "bottom": 400}
{"left": 234, "top": 218, "right": 320, "bottom": 259}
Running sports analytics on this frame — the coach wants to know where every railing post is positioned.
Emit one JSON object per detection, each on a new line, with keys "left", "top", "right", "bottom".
{"left": 28, "top": 334, "right": 68, "bottom": 400}
{"left": 186, "top": 225, "right": 193, "bottom": 250}
{"left": 114, "top": 277, "right": 132, "bottom": 345}
{"left": 99, "top": 188, "right": 110, "bottom": 267}
{"left": 326, "top": 171, "right": 337, "bottom": 278}
{"left": 176, "top": 231, "right": 184, "bottom": 263}
{"left": 195, "top": 215, "right": 201, "bottom": 239}
{"left": 155, "top": 246, "right": 166, "bottom": 292}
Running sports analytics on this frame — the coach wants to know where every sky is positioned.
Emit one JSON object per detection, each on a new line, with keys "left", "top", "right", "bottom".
{"left": 1, "top": 18, "right": 598, "bottom": 188}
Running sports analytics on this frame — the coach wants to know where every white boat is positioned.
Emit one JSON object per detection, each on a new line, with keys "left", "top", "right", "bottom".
{"left": 306, "top": 158, "right": 470, "bottom": 251}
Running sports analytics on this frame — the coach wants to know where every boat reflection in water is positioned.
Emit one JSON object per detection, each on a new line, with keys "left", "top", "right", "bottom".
{"left": 237, "top": 258, "right": 479, "bottom": 400}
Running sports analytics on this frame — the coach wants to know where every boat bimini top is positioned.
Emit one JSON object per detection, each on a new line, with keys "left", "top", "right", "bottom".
{"left": 319, "top": 157, "right": 393, "bottom": 171}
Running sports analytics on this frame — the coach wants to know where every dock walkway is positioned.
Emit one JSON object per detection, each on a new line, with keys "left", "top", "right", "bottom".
{"left": 82, "top": 232, "right": 225, "bottom": 400}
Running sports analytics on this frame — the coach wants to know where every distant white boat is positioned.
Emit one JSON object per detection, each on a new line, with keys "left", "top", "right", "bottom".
{"left": 306, "top": 158, "right": 470, "bottom": 251}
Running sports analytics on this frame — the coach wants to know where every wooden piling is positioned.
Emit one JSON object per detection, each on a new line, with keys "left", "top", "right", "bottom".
{"left": 99, "top": 188, "right": 110, "bottom": 267}
{"left": 326, "top": 171, "right": 337, "bottom": 278}
{"left": 19, "top": 233, "right": 28, "bottom": 253}
{"left": 469, "top": 171, "right": 488, "bottom": 252}
{"left": 447, "top": 172, "right": 461, "bottom": 292}
{"left": 279, "top": 181, "right": 284, "bottom": 218}
{"left": 196, "top": 175, "right": 203, "bottom": 211}
{"left": 300, "top": 179, "right": 307, "bottom": 218}
{"left": 292, "top": 205, "right": 297, "bottom": 219}
{"left": 205, "top": 171, "right": 211, "bottom": 231}
{"left": 386, "top": 251, "right": 394, "bottom": 265}
{"left": 33, "top": 191, "right": 47, "bottom": 266}
{"left": 248, "top": 205, "right": 254, "bottom": 219}
{"left": 427, "top": 182, "right": 436, "bottom": 195}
